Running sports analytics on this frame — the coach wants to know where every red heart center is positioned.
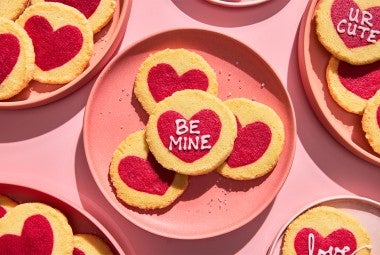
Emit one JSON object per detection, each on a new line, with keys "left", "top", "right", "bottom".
{"left": 0, "top": 34, "right": 20, "bottom": 85}
{"left": 0, "top": 206, "right": 6, "bottom": 218}
{"left": 118, "top": 154, "right": 175, "bottom": 195}
{"left": 157, "top": 109, "right": 221, "bottom": 163}
{"left": 338, "top": 60, "right": 380, "bottom": 99}
{"left": 0, "top": 214, "right": 54, "bottom": 255}
{"left": 331, "top": 0, "right": 380, "bottom": 48}
{"left": 45, "top": 0, "right": 100, "bottom": 18}
{"left": 147, "top": 63, "right": 209, "bottom": 102}
{"left": 294, "top": 228, "right": 357, "bottom": 255}
{"left": 227, "top": 119, "right": 272, "bottom": 167}
{"left": 24, "top": 15, "right": 83, "bottom": 71}
{"left": 377, "top": 106, "right": 380, "bottom": 128}
{"left": 73, "top": 248, "right": 86, "bottom": 255}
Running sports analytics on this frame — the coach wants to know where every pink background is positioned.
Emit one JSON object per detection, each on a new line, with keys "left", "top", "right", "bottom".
{"left": 1, "top": 0, "right": 380, "bottom": 254}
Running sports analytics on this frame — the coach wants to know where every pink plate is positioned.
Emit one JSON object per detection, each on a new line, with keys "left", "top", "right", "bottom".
{"left": 268, "top": 195, "right": 380, "bottom": 254}
{"left": 83, "top": 28, "right": 296, "bottom": 239}
{"left": 0, "top": 0, "right": 131, "bottom": 109}
{"left": 204, "top": 0, "right": 271, "bottom": 7}
{"left": 298, "top": 0, "right": 380, "bottom": 166}
{"left": 0, "top": 182, "right": 134, "bottom": 255}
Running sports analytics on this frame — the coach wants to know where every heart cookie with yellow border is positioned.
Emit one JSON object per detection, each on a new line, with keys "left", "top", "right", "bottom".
{"left": 0, "top": 194, "right": 18, "bottom": 218}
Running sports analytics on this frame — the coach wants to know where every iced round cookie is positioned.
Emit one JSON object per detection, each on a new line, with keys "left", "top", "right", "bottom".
{"left": 31, "top": 0, "right": 116, "bottom": 33}
{"left": 362, "top": 91, "right": 380, "bottom": 154}
{"left": 0, "top": 194, "right": 18, "bottom": 218}
{"left": 315, "top": 0, "right": 380, "bottom": 65}
{"left": 217, "top": 98, "right": 285, "bottom": 180}
{"left": 134, "top": 48, "right": 218, "bottom": 115}
{"left": 16, "top": 2, "right": 93, "bottom": 84}
{"left": 0, "top": 17, "right": 35, "bottom": 100}
{"left": 146, "top": 90, "right": 237, "bottom": 176}
{"left": 73, "top": 234, "right": 113, "bottom": 255}
{"left": 326, "top": 57, "right": 380, "bottom": 114}
{"left": 282, "top": 206, "right": 372, "bottom": 255}
{"left": 0, "top": 0, "right": 29, "bottom": 21}
{"left": 109, "top": 130, "right": 188, "bottom": 210}
{"left": 0, "top": 202, "right": 74, "bottom": 255}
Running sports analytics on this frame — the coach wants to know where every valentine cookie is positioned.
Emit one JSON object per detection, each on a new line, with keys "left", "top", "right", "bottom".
{"left": 282, "top": 206, "right": 372, "bottom": 255}
{"left": 0, "top": 0, "right": 29, "bottom": 21}
{"left": 362, "top": 90, "right": 380, "bottom": 154}
{"left": 0, "top": 202, "right": 74, "bottom": 255}
{"left": 0, "top": 194, "right": 17, "bottom": 218}
{"left": 315, "top": 0, "right": 380, "bottom": 65}
{"left": 217, "top": 98, "right": 285, "bottom": 180}
{"left": 0, "top": 17, "right": 35, "bottom": 100}
{"left": 73, "top": 234, "right": 113, "bottom": 255}
{"left": 31, "top": 0, "right": 116, "bottom": 33}
{"left": 145, "top": 89, "right": 237, "bottom": 175}
{"left": 16, "top": 2, "right": 93, "bottom": 84}
{"left": 134, "top": 48, "right": 218, "bottom": 115}
{"left": 109, "top": 130, "right": 188, "bottom": 210}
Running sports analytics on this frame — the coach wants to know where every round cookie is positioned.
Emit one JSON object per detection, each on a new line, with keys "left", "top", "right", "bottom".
{"left": 0, "top": 202, "right": 74, "bottom": 255}
{"left": 282, "top": 206, "right": 371, "bottom": 255}
{"left": 0, "top": 194, "right": 18, "bottom": 218}
{"left": 0, "top": 0, "right": 29, "bottom": 21}
{"left": 146, "top": 89, "right": 237, "bottom": 176}
{"left": 134, "top": 48, "right": 218, "bottom": 115}
{"left": 0, "top": 17, "right": 35, "bottom": 100}
{"left": 73, "top": 234, "right": 113, "bottom": 255}
{"left": 31, "top": 0, "right": 116, "bottom": 33}
{"left": 16, "top": 2, "right": 93, "bottom": 84}
{"left": 315, "top": 0, "right": 380, "bottom": 65}
{"left": 109, "top": 130, "right": 188, "bottom": 210}
{"left": 362, "top": 90, "right": 380, "bottom": 154}
{"left": 217, "top": 98, "right": 285, "bottom": 180}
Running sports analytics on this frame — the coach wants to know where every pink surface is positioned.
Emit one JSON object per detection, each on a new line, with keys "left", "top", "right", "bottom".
{"left": 1, "top": 0, "right": 380, "bottom": 254}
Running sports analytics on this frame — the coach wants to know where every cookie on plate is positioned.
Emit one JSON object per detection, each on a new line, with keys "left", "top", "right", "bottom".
{"left": 146, "top": 89, "right": 237, "bottom": 176}
{"left": 282, "top": 206, "right": 371, "bottom": 255}
{"left": 134, "top": 48, "right": 218, "bottom": 115}
{"left": 0, "top": 194, "right": 18, "bottom": 218}
{"left": 73, "top": 234, "right": 113, "bottom": 255}
{"left": 31, "top": 0, "right": 116, "bottom": 33}
{"left": 0, "top": 17, "right": 35, "bottom": 100}
{"left": 217, "top": 98, "right": 285, "bottom": 180}
{"left": 362, "top": 90, "right": 380, "bottom": 154}
{"left": 315, "top": 0, "right": 380, "bottom": 65}
{"left": 109, "top": 130, "right": 188, "bottom": 210}
{"left": 0, "top": 0, "right": 29, "bottom": 21}
{"left": 16, "top": 2, "right": 93, "bottom": 84}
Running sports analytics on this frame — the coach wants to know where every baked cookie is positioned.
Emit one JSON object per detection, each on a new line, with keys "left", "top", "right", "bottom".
{"left": 217, "top": 98, "right": 285, "bottom": 180}
{"left": 0, "top": 194, "right": 18, "bottom": 218}
{"left": 282, "top": 206, "right": 371, "bottom": 255}
{"left": 0, "top": 17, "right": 35, "bottom": 100}
{"left": 146, "top": 90, "right": 237, "bottom": 175}
{"left": 362, "top": 90, "right": 380, "bottom": 154}
{"left": 326, "top": 57, "right": 380, "bottom": 114}
{"left": 73, "top": 234, "right": 113, "bottom": 255}
{"left": 0, "top": 0, "right": 29, "bottom": 21}
{"left": 134, "top": 48, "right": 218, "bottom": 115}
{"left": 0, "top": 202, "right": 74, "bottom": 255}
{"left": 109, "top": 130, "right": 188, "bottom": 210}
{"left": 16, "top": 2, "right": 93, "bottom": 84}
{"left": 31, "top": 0, "right": 116, "bottom": 33}
{"left": 315, "top": 0, "right": 380, "bottom": 65}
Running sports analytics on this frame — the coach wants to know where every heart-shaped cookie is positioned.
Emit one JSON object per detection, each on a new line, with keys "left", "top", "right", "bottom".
{"left": 0, "top": 194, "right": 17, "bottom": 218}
{"left": 362, "top": 91, "right": 380, "bottom": 154}
{"left": 0, "top": 0, "right": 29, "bottom": 20}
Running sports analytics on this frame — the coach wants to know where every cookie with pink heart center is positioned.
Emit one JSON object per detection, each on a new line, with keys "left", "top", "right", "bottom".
{"left": 0, "top": 0, "right": 29, "bottom": 21}
{"left": 0, "top": 194, "right": 18, "bottom": 218}
{"left": 362, "top": 91, "right": 380, "bottom": 155}
{"left": 73, "top": 234, "right": 113, "bottom": 255}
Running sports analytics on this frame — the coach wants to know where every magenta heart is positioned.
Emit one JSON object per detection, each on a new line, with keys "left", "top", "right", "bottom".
{"left": 0, "top": 34, "right": 20, "bottom": 85}
{"left": 118, "top": 154, "right": 175, "bottom": 195}
{"left": 147, "top": 63, "right": 209, "bottom": 102}
{"left": 157, "top": 109, "right": 221, "bottom": 163}
{"left": 0, "top": 206, "right": 6, "bottom": 218}
{"left": 0, "top": 214, "right": 54, "bottom": 255}
{"left": 73, "top": 248, "right": 86, "bottom": 255}
{"left": 377, "top": 106, "right": 380, "bottom": 128}
{"left": 338, "top": 60, "right": 380, "bottom": 99}
{"left": 46, "top": 0, "right": 100, "bottom": 18}
{"left": 24, "top": 15, "right": 83, "bottom": 71}
{"left": 331, "top": 0, "right": 380, "bottom": 48}
{"left": 294, "top": 228, "right": 357, "bottom": 255}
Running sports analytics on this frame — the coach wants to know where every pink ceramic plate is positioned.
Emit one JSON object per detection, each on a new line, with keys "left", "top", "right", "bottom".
{"left": 204, "top": 0, "right": 271, "bottom": 7}
{"left": 83, "top": 28, "right": 296, "bottom": 239}
{"left": 0, "top": 182, "right": 134, "bottom": 255}
{"left": 298, "top": 0, "right": 380, "bottom": 166}
{"left": 0, "top": 0, "right": 131, "bottom": 109}
{"left": 268, "top": 195, "right": 380, "bottom": 254}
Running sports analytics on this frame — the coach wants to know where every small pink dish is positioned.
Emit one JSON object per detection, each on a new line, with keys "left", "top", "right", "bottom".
{"left": 267, "top": 195, "right": 380, "bottom": 254}
{"left": 298, "top": 0, "right": 380, "bottom": 166}
{"left": 204, "top": 0, "right": 271, "bottom": 7}
{"left": 0, "top": 0, "right": 131, "bottom": 110}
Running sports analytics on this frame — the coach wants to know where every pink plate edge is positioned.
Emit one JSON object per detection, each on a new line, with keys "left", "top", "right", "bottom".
{"left": 204, "top": 0, "right": 271, "bottom": 7}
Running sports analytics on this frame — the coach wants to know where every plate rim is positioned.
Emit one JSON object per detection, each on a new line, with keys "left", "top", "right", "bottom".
{"left": 204, "top": 0, "right": 271, "bottom": 7}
